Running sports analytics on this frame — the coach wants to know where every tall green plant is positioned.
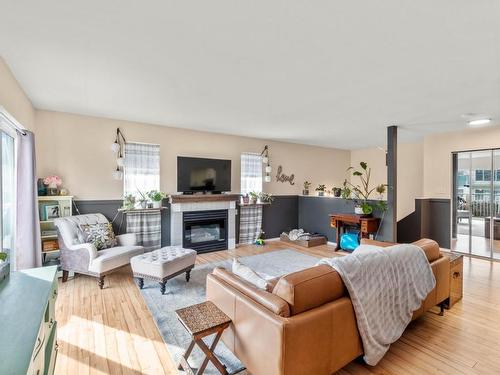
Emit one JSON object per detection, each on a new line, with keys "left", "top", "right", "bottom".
{"left": 344, "top": 162, "right": 387, "bottom": 214}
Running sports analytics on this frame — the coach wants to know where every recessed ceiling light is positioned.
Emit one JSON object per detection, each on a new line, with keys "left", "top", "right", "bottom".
{"left": 468, "top": 118, "right": 491, "bottom": 126}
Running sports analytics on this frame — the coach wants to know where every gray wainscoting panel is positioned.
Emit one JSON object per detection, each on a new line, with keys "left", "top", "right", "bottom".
{"left": 396, "top": 198, "right": 451, "bottom": 248}
{"left": 262, "top": 195, "right": 298, "bottom": 239}
{"left": 298, "top": 196, "right": 389, "bottom": 243}
{"left": 74, "top": 200, "right": 125, "bottom": 233}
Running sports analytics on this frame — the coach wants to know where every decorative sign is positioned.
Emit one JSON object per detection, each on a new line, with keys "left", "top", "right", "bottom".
{"left": 276, "top": 165, "right": 295, "bottom": 185}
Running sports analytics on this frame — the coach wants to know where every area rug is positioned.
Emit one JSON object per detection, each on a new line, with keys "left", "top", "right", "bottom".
{"left": 139, "top": 249, "right": 322, "bottom": 374}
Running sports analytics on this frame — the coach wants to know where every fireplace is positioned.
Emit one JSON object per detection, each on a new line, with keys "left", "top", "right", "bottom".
{"left": 183, "top": 209, "right": 228, "bottom": 253}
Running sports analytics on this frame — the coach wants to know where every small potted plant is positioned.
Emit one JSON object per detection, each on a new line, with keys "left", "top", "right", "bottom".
{"left": 303, "top": 181, "right": 312, "bottom": 195}
{"left": 332, "top": 187, "right": 341, "bottom": 197}
{"left": 147, "top": 190, "right": 166, "bottom": 208}
{"left": 241, "top": 194, "right": 250, "bottom": 204}
{"left": 315, "top": 184, "right": 326, "bottom": 197}
{"left": 43, "top": 175, "right": 62, "bottom": 196}
{"left": 137, "top": 190, "right": 148, "bottom": 209}
{"left": 258, "top": 192, "right": 274, "bottom": 204}
{"left": 249, "top": 191, "right": 259, "bottom": 204}
{"left": 123, "top": 194, "right": 136, "bottom": 210}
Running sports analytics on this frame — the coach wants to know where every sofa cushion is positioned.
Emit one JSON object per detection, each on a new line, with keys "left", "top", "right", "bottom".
{"left": 272, "top": 264, "right": 346, "bottom": 315}
{"left": 212, "top": 267, "right": 290, "bottom": 317}
{"left": 232, "top": 259, "right": 270, "bottom": 291}
{"left": 89, "top": 245, "right": 144, "bottom": 274}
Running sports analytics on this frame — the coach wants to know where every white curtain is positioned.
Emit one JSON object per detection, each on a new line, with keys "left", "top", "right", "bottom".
{"left": 124, "top": 143, "right": 160, "bottom": 198}
{"left": 241, "top": 153, "right": 262, "bottom": 195}
{"left": 16, "top": 131, "right": 42, "bottom": 270}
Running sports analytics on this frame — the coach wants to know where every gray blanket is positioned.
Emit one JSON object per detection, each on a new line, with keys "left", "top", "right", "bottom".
{"left": 318, "top": 244, "right": 435, "bottom": 365}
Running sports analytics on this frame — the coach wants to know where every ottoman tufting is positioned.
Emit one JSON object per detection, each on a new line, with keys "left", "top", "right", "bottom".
{"left": 130, "top": 246, "right": 197, "bottom": 294}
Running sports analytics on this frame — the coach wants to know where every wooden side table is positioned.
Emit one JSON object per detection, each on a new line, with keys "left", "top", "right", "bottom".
{"left": 329, "top": 213, "right": 380, "bottom": 250}
{"left": 446, "top": 253, "right": 464, "bottom": 309}
{"left": 176, "top": 301, "right": 232, "bottom": 375}
{"left": 445, "top": 253, "right": 463, "bottom": 309}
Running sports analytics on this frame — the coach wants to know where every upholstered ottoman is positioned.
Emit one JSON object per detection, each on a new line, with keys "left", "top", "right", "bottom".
{"left": 130, "top": 246, "right": 196, "bottom": 294}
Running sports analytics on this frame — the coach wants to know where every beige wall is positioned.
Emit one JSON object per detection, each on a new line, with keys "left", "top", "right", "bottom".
{"left": 0, "top": 57, "right": 35, "bottom": 131}
{"left": 35, "top": 110, "right": 351, "bottom": 200}
{"left": 350, "top": 142, "right": 423, "bottom": 221}
{"left": 423, "top": 124, "right": 500, "bottom": 199}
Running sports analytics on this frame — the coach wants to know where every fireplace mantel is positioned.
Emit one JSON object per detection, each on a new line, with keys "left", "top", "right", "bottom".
{"left": 169, "top": 194, "right": 240, "bottom": 204}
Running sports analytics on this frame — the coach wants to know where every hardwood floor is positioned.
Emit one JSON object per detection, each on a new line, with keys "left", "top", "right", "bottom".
{"left": 55, "top": 241, "right": 500, "bottom": 374}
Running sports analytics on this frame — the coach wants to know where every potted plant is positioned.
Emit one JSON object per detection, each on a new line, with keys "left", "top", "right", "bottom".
{"left": 258, "top": 192, "right": 275, "bottom": 204}
{"left": 147, "top": 190, "right": 166, "bottom": 208}
{"left": 303, "top": 181, "right": 312, "bottom": 195}
{"left": 123, "top": 194, "right": 136, "bottom": 210}
{"left": 344, "top": 162, "right": 387, "bottom": 215}
{"left": 249, "top": 191, "right": 259, "bottom": 204}
{"left": 315, "top": 184, "right": 326, "bottom": 197}
{"left": 137, "top": 190, "right": 148, "bottom": 209}
{"left": 332, "top": 187, "right": 341, "bottom": 197}
{"left": 43, "top": 175, "right": 62, "bottom": 196}
{"left": 241, "top": 194, "right": 250, "bottom": 204}
{"left": 0, "top": 251, "right": 8, "bottom": 281}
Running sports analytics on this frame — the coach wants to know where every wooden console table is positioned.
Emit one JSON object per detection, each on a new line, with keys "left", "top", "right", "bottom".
{"left": 329, "top": 213, "right": 380, "bottom": 250}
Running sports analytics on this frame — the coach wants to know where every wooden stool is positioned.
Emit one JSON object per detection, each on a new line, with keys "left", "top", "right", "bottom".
{"left": 176, "top": 301, "right": 232, "bottom": 374}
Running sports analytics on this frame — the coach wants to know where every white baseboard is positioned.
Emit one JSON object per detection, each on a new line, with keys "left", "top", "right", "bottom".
{"left": 327, "top": 241, "right": 337, "bottom": 246}
{"left": 265, "top": 237, "right": 281, "bottom": 242}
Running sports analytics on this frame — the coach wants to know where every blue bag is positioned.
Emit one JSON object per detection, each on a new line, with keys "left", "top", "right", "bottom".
{"left": 340, "top": 231, "right": 360, "bottom": 252}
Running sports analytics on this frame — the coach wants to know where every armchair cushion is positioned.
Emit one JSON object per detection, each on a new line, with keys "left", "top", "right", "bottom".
{"left": 89, "top": 245, "right": 144, "bottom": 274}
{"left": 80, "top": 222, "right": 117, "bottom": 250}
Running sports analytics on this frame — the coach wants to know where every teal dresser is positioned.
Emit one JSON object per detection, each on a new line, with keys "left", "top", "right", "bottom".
{"left": 0, "top": 266, "right": 58, "bottom": 375}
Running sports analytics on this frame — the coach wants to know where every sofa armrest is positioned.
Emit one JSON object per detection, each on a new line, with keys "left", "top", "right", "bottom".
{"left": 66, "top": 242, "right": 98, "bottom": 260}
{"left": 116, "top": 233, "right": 137, "bottom": 246}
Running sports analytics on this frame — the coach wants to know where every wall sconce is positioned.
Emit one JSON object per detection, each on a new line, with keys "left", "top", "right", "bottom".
{"left": 261, "top": 145, "right": 272, "bottom": 183}
{"left": 111, "top": 128, "right": 126, "bottom": 180}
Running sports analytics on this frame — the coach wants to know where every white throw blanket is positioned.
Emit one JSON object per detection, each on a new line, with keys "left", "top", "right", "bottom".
{"left": 318, "top": 244, "right": 436, "bottom": 365}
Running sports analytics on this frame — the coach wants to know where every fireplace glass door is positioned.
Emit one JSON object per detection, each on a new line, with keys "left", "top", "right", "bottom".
{"left": 183, "top": 210, "right": 228, "bottom": 253}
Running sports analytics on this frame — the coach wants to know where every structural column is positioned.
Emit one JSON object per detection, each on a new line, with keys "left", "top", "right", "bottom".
{"left": 387, "top": 125, "right": 398, "bottom": 242}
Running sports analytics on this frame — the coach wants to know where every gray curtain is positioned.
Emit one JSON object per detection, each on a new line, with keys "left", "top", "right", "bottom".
{"left": 16, "top": 131, "right": 42, "bottom": 269}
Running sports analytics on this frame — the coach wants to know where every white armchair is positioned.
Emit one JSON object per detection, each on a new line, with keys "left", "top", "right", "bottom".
{"left": 54, "top": 213, "right": 144, "bottom": 288}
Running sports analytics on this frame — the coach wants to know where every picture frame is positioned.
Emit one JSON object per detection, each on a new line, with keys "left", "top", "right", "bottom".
{"left": 44, "top": 204, "right": 60, "bottom": 220}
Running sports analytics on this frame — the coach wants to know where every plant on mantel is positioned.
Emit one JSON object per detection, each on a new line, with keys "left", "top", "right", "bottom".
{"left": 342, "top": 161, "right": 387, "bottom": 215}
{"left": 315, "top": 184, "right": 326, "bottom": 196}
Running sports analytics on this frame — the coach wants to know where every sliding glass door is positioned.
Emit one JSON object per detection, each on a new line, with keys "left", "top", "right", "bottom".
{"left": 452, "top": 149, "right": 500, "bottom": 259}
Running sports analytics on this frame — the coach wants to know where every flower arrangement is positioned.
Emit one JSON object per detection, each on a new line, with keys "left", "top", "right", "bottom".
{"left": 43, "top": 175, "right": 62, "bottom": 188}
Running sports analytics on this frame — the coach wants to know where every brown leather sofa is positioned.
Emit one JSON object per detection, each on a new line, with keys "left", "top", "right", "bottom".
{"left": 206, "top": 239, "right": 451, "bottom": 375}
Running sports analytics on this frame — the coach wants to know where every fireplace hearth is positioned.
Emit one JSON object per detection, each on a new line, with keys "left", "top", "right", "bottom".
{"left": 183, "top": 210, "right": 228, "bottom": 253}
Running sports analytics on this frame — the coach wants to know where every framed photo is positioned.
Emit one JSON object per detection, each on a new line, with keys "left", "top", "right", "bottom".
{"left": 44, "top": 204, "right": 60, "bottom": 220}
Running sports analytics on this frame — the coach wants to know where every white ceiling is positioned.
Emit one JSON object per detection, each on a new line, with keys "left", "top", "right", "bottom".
{"left": 1, "top": 1, "right": 500, "bottom": 149}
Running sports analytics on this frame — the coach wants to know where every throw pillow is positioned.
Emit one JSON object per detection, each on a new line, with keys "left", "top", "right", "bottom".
{"left": 80, "top": 223, "right": 117, "bottom": 250}
{"left": 232, "top": 259, "right": 270, "bottom": 291}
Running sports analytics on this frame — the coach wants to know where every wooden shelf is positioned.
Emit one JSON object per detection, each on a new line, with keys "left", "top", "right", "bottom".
{"left": 37, "top": 195, "right": 74, "bottom": 201}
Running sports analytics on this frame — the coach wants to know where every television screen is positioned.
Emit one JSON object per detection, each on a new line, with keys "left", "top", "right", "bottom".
{"left": 177, "top": 157, "right": 231, "bottom": 193}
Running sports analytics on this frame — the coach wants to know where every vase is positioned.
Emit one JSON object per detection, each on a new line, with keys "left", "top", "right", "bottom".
{"left": 354, "top": 206, "right": 363, "bottom": 215}
{"left": 152, "top": 201, "right": 162, "bottom": 209}
{"left": 303, "top": 189, "right": 309, "bottom": 196}
{"left": 47, "top": 183, "right": 59, "bottom": 196}
{"left": 318, "top": 191, "right": 324, "bottom": 197}
{"left": 333, "top": 188, "right": 341, "bottom": 197}
{"left": 140, "top": 201, "right": 147, "bottom": 209}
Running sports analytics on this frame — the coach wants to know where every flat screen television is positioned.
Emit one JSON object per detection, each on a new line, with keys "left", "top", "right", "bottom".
{"left": 177, "top": 157, "right": 231, "bottom": 193}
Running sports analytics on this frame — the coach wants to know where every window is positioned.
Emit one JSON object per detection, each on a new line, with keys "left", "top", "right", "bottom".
{"left": 241, "top": 153, "right": 262, "bottom": 195}
{"left": 0, "top": 112, "right": 16, "bottom": 270}
{"left": 475, "top": 169, "right": 491, "bottom": 182}
{"left": 124, "top": 143, "right": 160, "bottom": 198}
